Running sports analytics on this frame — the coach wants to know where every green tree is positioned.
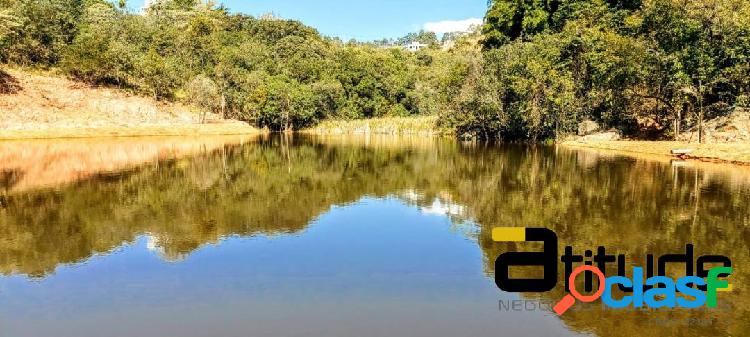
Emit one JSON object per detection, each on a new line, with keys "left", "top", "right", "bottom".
{"left": 481, "top": 0, "right": 552, "bottom": 49}
{"left": 0, "top": 9, "right": 20, "bottom": 63}
{"left": 186, "top": 74, "right": 221, "bottom": 122}
{"left": 0, "top": 9, "right": 20, "bottom": 39}
{"left": 61, "top": 3, "right": 124, "bottom": 83}
{"left": 2, "top": 0, "right": 90, "bottom": 65}
{"left": 396, "top": 30, "right": 439, "bottom": 48}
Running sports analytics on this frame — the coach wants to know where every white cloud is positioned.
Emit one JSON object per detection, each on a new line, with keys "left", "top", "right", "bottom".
{"left": 423, "top": 18, "right": 483, "bottom": 34}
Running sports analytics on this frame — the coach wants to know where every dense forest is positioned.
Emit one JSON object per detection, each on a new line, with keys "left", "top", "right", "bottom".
{"left": 0, "top": 0, "right": 749, "bottom": 140}
{"left": 468, "top": 0, "right": 750, "bottom": 140}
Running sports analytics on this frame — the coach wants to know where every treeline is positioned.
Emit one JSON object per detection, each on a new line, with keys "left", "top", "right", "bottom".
{"left": 445, "top": 0, "right": 750, "bottom": 140}
{"left": 0, "top": 0, "right": 467, "bottom": 130}
{"left": 1, "top": 0, "right": 749, "bottom": 140}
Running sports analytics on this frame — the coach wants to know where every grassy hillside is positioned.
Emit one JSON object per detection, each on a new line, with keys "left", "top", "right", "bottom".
{"left": 0, "top": 68, "right": 259, "bottom": 139}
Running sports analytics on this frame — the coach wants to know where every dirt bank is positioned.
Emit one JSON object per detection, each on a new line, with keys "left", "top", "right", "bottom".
{"left": 0, "top": 68, "right": 259, "bottom": 139}
{"left": 562, "top": 140, "right": 750, "bottom": 165}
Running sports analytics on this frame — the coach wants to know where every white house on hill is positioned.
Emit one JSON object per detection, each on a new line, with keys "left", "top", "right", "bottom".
{"left": 403, "top": 41, "right": 428, "bottom": 52}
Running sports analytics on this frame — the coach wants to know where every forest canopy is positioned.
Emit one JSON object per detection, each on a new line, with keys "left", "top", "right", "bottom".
{"left": 0, "top": 0, "right": 461, "bottom": 130}
{"left": 464, "top": 0, "right": 750, "bottom": 140}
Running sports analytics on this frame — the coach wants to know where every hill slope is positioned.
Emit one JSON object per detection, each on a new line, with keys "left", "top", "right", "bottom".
{"left": 0, "top": 68, "right": 258, "bottom": 139}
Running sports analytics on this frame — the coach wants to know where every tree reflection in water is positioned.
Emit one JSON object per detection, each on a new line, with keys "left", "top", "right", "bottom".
{"left": 1, "top": 134, "right": 748, "bottom": 336}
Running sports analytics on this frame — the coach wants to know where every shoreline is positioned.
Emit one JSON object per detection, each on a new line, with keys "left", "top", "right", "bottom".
{"left": 4, "top": 115, "right": 750, "bottom": 168}
{"left": 561, "top": 140, "right": 750, "bottom": 166}
{"left": 0, "top": 122, "right": 262, "bottom": 140}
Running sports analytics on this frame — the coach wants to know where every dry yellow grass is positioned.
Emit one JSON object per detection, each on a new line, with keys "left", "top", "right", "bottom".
{"left": 562, "top": 140, "right": 750, "bottom": 165}
{"left": 301, "top": 116, "right": 448, "bottom": 136}
{"left": 0, "top": 68, "right": 261, "bottom": 139}
{"left": 0, "top": 122, "right": 261, "bottom": 140}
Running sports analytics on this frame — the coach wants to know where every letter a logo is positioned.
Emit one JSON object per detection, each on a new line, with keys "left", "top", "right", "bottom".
{"left": 493, "top": 227, "right": 558, "bottom": 292}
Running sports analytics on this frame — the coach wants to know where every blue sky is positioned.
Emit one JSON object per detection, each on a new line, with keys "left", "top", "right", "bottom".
{"left": 129, "top": 0, "right": 487, "bottom": 41}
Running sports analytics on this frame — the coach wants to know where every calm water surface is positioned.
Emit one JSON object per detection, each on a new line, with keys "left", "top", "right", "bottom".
{"left": 0, "top": 135, "right": 749, "bottom": 337}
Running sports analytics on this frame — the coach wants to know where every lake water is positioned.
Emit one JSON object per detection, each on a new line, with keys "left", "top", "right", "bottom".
{"left": 0, "top": 135, "right": 749, "bottom": 337}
